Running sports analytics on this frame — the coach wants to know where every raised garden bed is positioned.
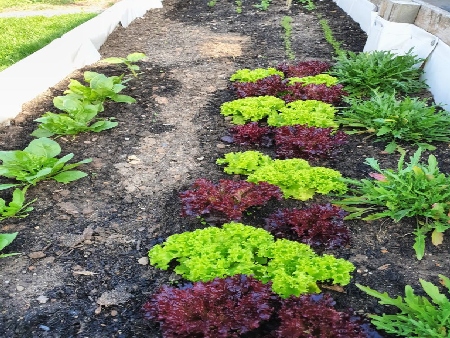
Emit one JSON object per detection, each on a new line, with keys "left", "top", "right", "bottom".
{"left": 1, "top": 0, "right": 450, "bottom": 337}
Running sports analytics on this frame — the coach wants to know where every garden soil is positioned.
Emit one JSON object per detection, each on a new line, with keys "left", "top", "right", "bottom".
{"left": 1, "top": 0, "right": 450, "bottom": 337}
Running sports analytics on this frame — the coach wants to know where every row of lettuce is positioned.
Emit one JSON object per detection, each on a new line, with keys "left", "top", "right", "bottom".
{"left": 144, "top": 50, "right": 450, "bottom": 337}
{"left": 1, "top": 45, "right": 450, "bottom": 336}
{"left": 0, "top": 53, "right": 145, "bottom": 257}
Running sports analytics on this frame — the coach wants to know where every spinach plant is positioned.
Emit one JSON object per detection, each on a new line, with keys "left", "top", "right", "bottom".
{"left": 0, "top": 232, "right": 19, "bottom": 258}
{"left": 335, "top": 148, "right": 450, "bottom": 259}
{"left": 0, "top": 187, "right": 35, "bottom": 220}
{"left": 0, "top": 137, "right": 92, "bottom": 190}
{"left": 64, "top": 71, "right": 136, "bottom": 105}
{"left": 340, "top": 91, "right": 450, "bottom": 153}
{"left": 32, "top": 96, "right": 118, "bottom": 137}
{"left": 101, "top": 52, "right": 147, "bottom": 78}
{"left": 357, "top": 275, "right": 450, "bottom": 337}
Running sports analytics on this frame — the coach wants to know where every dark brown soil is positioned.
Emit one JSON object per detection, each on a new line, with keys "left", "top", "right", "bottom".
{"left": 1, "top": 0, "right": 449, "bottom": 337}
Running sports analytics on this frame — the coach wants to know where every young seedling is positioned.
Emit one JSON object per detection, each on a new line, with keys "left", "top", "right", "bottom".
{"left": 32, "top": 95, "right": 118, "bottom": 138}
{"left": 281, "top": 16, "right": 295, "bottom": 61}
{"left": 0, "top": 137, "right": 92, "bottom": 190}
{"left": 64, "top": 71, "right": 136, "bottom": 105}
{"left": 101, "top": 52, "right": 147, "bottom": 77}
{"left": 0, "top": 187, "right": 35, "bottom": 221}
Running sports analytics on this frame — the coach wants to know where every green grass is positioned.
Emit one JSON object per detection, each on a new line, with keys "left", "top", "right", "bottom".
{"left": 0, "top": 13, "right": 97, "bottom": 71}
{"left": 0, "top": 0, "right": 77, "bottom": 11}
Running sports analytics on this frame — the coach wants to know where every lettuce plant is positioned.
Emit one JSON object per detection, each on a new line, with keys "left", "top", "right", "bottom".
{"left": 101, "top": 52, "right": 146, "bottom": 77}
{"left": 229, "top": 67, "right": 284, "bottom": 82}
{"left": 357, "top": 275, "right": 450, "bottom": 337}
{"left": 276, "top": 294, "right": 369, "bottom": 338}
{"left": 330, "top": 50, "right": 427, "bottom": 97}
{"left": 276, "top": 60, "right": 331, "bottom": 78}
{"left": 180, "top": 178, "right": 282, "bottom": 223}
{"left": 0, "top": 137, "right": 92, "bottom": 190}
{"left": 335, "top": 148, "right": 450, "bottom": 260}
{"left": 143, "top": 277, "right": 373, "bottom": 338}
{"left": 340, "top": 91, "right": 450, "bottom": 153}
{"left": 274, "top": 125, "right": 348, "bottom": 159}
{"left": 267, "top": 100, "right": 338, "bottom": 128}
{"left": 149, "top": 222, "right": 355, "bottom": 298}
{"left": 288, "top": 74, "right": 339, "bottom": 87}
{"left": 64, "top": 71, "right": 136, "bottom": 105}
{"left": 143, "top": 275, "right": 274, "bottom": 338}
{"left": 32, "top": 96, "right": 117, "bottom": 137}
{"left": 231, "top": 75, "right": 287, "bottom": 98}
{"left": 220, "top": 96, "right": 285, "bottom": 125}
{"left": 265, "top": 204, "right": 350, "bottom": 249}
{"left": 217, "top": 151, "right": 347, "bottom": 200}
{"left": 0, "top": 232, "right": 19, "bottom": 258}
{"left": 228, "top": 122, "right": 274, "bottom": 147}
{"left": 0, "top": 187, "right": 35, "bottom": 221}
{"left": 216, "top": 150, "right": 272, "bottom": 175}
{"left": 281, "top": 82, "right": 347, "bottom": 104}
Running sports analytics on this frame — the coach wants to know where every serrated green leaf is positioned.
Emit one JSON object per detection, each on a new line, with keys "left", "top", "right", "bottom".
{"left": 126, "top": 52, "right": 146, "bottom": 62}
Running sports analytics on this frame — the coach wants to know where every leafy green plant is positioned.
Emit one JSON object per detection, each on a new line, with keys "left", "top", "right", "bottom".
{"left": 148, "top": 222, "right": 355, "bottom": 298}
{"left": 220, "top": 96, "right": 285, "bottom": 125}
{"left": 32, "top": 96, "right": 118, "bottom": 137}
{"left": 335, "top": 148, "right": 450, "bottom": 260}
{"left": 229, "top": 68, "right": 284, "bottom": 83}
{"left": 0, "top": 232, "right": 19, "bottom": 258}
{"left": 330, "top": 49, "right": 427, "bottom": 97}
{"left": 357, "top": 274, "right": 450, "bottom": 337}
{"left": 64, "top": 71, "right": 136, "bottom": 105}
{"left": 217, "top": 151, "right": 347, "bottom": 200}
{"left": 319, "top": 18, "right": 346, "bottom": 57}
{"left": 340, "top": 91, "right": 450, "bottom": 153}
{"left": 216, "top": 150, "right": 272, "bottom": 175}
{"left": 288, "top": 74, "right": 338, "bottom": 87}
{"left": 281, "top": 16, "right": 295, "bottom": 61}
{"left": 0, "top": 187, "right": 35, "bottom": 220}
{"left": 235, "top": 0, "right": 242, "bottom": 13}
{"left": 267, "top": 99, "right": 338, "bottom": 128}
{"left": 101, "top": 52, "right": 147, "bottom": 77}
{"left": 254, "top": 0, "right": 271, "bottom": 10}
{"left": 207, "top": 0, "right": 217, "bottom": 6}
{"left": 298, "top": 0, "right": 315, "bottom": 10}
{"left": 0, "top": 137, "right": 92, "bottom": 190}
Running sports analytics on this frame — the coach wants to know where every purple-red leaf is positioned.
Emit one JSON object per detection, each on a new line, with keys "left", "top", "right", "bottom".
{"left": 229, "top": 122, "right": 274, "bottom": 147}
{"left": 265, "top": 204, "right": 350, "bottom": 249}
{"left": 276, "top": 61, "right": 331, "bottom": 78}
{"left": 180, "top": 178, "right": 283, "bottom": 223}
{"left": 142, "top": 275, "right": 274, "bottom": 338}
{"left": 274, "top": 125, "right": 348, "bottom": 160}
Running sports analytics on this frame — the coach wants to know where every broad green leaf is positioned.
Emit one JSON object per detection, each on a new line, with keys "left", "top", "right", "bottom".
{"left": 0, "top": 232, "right": 18, "bottom": 251}
{"left": 0, "top": 184, "right": 20, "bottom": 191}
{"left": 89, "top": 120, "right": 118, "bottom": 132}
{"left": 24, "top": 138, "right": 61, "bottom": 158}
{"left": 413, "top": 230, "right": 426, "bottom": 260}
{"left": 53, "top": 170, "right": 88, "bottom": 183}
{"left": 112, "top": 94, "right": 136, "bottom": 104}
{"left": 126, "top": 52, "right": 146, "bottom": 62}
{"left": 384, "top": 141, "right": 397, "bottom": 154}
{"left": 31, "top": 128, "right": 55, "bottom": 138}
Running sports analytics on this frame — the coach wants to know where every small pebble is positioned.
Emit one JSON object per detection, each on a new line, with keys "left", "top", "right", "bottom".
{"left": 16, "top": 285, "right": 25, "bottom": 291}
{"left": 39, "top": 325, "right": 50, "bottom": 331}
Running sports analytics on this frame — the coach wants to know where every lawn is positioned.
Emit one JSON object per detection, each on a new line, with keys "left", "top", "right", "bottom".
{"left": 0, "top": 13, "right": 97, "bottom": 71}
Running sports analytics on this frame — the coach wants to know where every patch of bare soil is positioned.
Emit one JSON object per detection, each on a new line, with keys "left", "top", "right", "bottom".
{"left": 1, "top": 0, "right": 449, "bottom": 337}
